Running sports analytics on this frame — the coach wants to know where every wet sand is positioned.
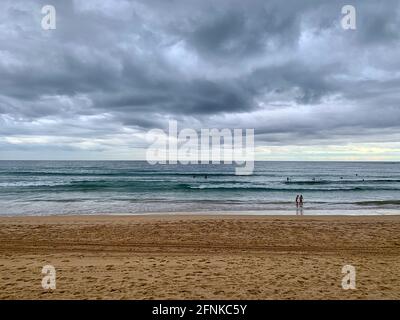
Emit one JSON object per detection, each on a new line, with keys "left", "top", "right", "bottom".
{"left": 0, "top": 214, "right": 399, "bottom": 299}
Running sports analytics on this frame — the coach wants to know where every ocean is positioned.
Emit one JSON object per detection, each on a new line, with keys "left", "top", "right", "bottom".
{"left": 0, "top": 161, "right": 399, "bottom": 216}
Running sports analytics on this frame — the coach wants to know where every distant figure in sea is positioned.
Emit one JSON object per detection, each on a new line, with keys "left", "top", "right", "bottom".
{"left": 204, "top": 175, "right": 208, "bottom": 179}
{"left": 287, "top": 177, "right": 290, "bottom": 182}
{"left": 296, "top": 195, "right": 303, "bottom": 214}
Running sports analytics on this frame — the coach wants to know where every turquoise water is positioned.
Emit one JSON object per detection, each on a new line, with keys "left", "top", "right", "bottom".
{"left": 0, "top": 161, "right": 400, "bottom": 215}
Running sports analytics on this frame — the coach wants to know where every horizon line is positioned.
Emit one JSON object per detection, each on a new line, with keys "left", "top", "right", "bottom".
{"left": 0, "top": 160, "right": 399, "bottom": 163}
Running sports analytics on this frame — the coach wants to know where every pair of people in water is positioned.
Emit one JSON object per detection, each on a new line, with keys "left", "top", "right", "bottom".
{"left": 295, "top": 194, "right": 304, "bottom": 207}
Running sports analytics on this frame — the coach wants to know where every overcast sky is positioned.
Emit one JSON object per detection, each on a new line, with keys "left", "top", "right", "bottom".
{"left": 1, "top": 0, "right": 400, "bottom": 160}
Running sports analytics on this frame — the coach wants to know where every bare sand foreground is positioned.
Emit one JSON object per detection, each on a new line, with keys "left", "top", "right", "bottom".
{"left": 0, "top": 214, "right": 400, "bottom": 300}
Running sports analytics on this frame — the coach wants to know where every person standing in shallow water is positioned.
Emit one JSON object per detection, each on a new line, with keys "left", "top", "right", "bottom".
{"left": 299, "top": 194, "right": 304, "bottom": 206}
{"left": 295, "top": 195, "right": 303, "bottom": 215}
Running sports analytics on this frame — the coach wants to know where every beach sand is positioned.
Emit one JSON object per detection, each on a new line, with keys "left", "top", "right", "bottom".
{"left": 0, "top": 214, "right": 399, "bottom": 299}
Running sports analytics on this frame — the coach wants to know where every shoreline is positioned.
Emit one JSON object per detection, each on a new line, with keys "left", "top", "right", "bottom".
{"left": 1, "top": 207, "right": 400, "bottom": 218}
{"left": 2, "top": 212, "right": 400, "bottom": 220}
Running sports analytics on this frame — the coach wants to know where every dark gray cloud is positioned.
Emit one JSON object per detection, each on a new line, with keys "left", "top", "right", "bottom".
{"left": 1, "top": 0, "right": 400, "bottom": 159}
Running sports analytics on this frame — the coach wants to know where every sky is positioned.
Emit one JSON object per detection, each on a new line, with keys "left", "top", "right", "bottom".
{"left": 1, "top": 0, "right": 400, "bottom": 161}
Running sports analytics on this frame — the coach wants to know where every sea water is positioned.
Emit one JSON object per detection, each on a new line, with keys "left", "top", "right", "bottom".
{"left": 0, "top": 161, "right": 399, "bottom": 216}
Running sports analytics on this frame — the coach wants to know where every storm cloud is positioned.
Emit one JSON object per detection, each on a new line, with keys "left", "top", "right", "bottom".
{"left": 1, "top": 0, "right": 400, "bottom": 160}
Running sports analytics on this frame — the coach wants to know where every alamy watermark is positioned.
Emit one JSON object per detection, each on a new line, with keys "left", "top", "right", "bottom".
{"left": 146, "top": 120, "right": 254, "bottom": 175}
{"left": 41, "top": 264, "right": 56, "bottom": 290}
{"left": 341, "top": 264, "right": 356, "bottom": 290}
{"left": 341, "top": 5, "right": 357, "bottom": 30}
{"left": 41, "top": 5, "right": 56, "bottom": 30}
{"left": 41, "top": 4, "right": 356, "bottom": 32}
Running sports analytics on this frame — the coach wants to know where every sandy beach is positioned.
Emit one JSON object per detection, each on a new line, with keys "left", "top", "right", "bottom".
{"left": 0, "top": 214, "right": 399, "bottom": 300}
